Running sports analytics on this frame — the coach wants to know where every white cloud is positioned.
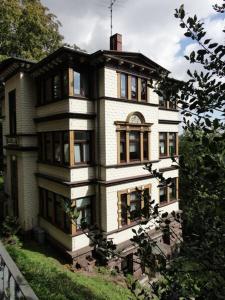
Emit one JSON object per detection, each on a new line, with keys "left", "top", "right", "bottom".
{"left": 41, "top": 0, "right": 224, "bottom": 80}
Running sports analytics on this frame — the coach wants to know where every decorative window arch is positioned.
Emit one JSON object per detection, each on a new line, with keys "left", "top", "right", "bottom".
{"left": 126, "top": 112, "right": 145, "bottom": 124}
{"left": 115, "top": 112, "right": 153, "bottom": 164}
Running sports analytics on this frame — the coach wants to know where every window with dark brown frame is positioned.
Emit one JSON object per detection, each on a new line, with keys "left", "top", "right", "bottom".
{"left": 143, "top": 132, "right": 148, "bottom": 160}
{"left": 169, "top": 133, "right": 177, "bottom": 156}
{"left": 120, "top": 73, "right": 128, "bottom": 98}
{"left": 38, "top": 130, "right": 93, "bottom": 166}
{"left": 159, "top": 177, "right": 178, "bottom": 205}
{"left": 159, "top": 132, "right": 178, "bottom": 158}
{"left": 8, "top": 90, "right": 17, "bottom": 136}
{"left": 118, "top": 186, "right": 150, "bottom": 227}
{"left": 74, "top": 131, "right": 91, "bottom": 164}
{"left": 75, "top": 196, "right": 93, "bottom": 230}
{"left": 37, "top": 69, "right": 69, "bottom": 105}
{"left": 53, "top": 131, "right": 61, "bottom": 163}
{"left": 159, "top": 96, "right": 167, "bottom": 108}
{"left": 159, "top": 133, "right": 167, "bottom": 157}
{"left": 120, "top": 131, "right": 126, "bottom": 162}
{"left": 129, "top": 131, "right": 140, "bottom": 161}
{"left": 159, "top": 186, "right": 167, "bottom": 204}
{"left": 39, "top": 187, "right": 72, "bottom": 234}
{"left": 45, "top": 132, "right": 52, "bottom": 162}
{"left": 131, "top": 76, "right": 138, "bottom": 99}
{"left": 141, "top": 78, "right": 147, "bottom": 101}
{"left": 53, "top": 73, "right": 61, "bottom": 100}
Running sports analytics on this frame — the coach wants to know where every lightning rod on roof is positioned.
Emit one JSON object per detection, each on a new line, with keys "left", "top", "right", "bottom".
{"left": 109, "top": 0, "right": 117, "bottom": 36}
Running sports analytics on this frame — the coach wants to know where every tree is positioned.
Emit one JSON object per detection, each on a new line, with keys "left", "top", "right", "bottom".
{"left": 66, "top": 2, "right": 225, "bottom": 299}
{"left": 0, "top": 0, "right": 63, "bottom": 61}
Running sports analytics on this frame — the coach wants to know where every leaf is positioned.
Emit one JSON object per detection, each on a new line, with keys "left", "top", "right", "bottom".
{"left": 184, "top": 31, "right": 192, "bottom": 37}
{"left": 208, "top": 43, "right": 218, "bottom": 49}
{"left": 205, "top": 118, "right": 211, "bottom": 127}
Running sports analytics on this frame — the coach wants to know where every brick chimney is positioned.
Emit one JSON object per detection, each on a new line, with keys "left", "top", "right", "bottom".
{"left": 110, "top": 33, "right": 122, "bottom": 51}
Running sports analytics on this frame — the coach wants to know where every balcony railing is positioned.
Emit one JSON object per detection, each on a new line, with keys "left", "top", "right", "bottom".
{"left": 0, "top": 240, "right": 38, "bottom": 300}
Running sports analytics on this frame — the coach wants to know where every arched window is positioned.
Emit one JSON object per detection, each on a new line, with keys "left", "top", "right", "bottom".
{"left": 115, "top": 113, "right": 152, "bottom": 164}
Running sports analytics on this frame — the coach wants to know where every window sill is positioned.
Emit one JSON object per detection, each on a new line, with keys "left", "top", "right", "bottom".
{"left": 159, "top": 155, "right": 179, "bottom": 160}
{"left": 159, "top": 107, "right": 178, "bottom": 112}
{"left": 159, "top": 199, "right": 178, "bottom": 208}
{"left": 37, "top": 160, "right": 95, "bottom": 169}
{"left": 39, "top": 216, "right": 71, "bottom": 235}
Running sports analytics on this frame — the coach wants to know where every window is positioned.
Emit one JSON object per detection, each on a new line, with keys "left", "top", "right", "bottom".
{"left": 120, "top": 73, "right": 127, "bottom": 98}
{"left": 121, "top": 194, "right": 128, "bottom": 226}
{"left": 63, "top": 132, "right": 69, "bottom": 165}
{"left": 169, "top": 133, "right": 177, "bottom": 156}
{"left": 169, "top": 178, "right": 177, "bottom": 201}
{"left": 131, "top": 76, "right": 138, "bottom": 99}
{"left": 129, "top": 131, "right": 140, "bottom": 161}
{"left": 120, "top": 131, "right": 126, "bottom": 162}
{"left": 45, "top": 133, "right": 52, "bottom": 162}
{"left": 159, "top": 132, "right": 178, "bottom": 158}
{"left": 53, "top": 74, "right": 61, "bottom": 100}
{"left": 141, "top": 79, "right": 147, "bottom": 101}
{"left": 74, "top": 131, "right": 91, "bottom": 164}
{"left": 76, "top": 197, "right": 92, "bottom": 230}
{"left": 130, "top": 191, "right": 141, "bottom": 222}
{"left": 169, "top": 100, "right": 176, "bottom": 109}
{"left": 159, "top": 186, "right": 167, "bottom": 204}
{"left": 118, "top": 186, "right": 150, "bottom": 227}
{"left": 143, "top": 132, "right": 148, "bottom": 160}
{"left": 62, "top": 70, "right": 68, "bottom": 97}
{"left": 159, "top": 133, "right": 167, "bottom": 157}
{"left": 37, "top": 69, "right": 69, "bottom": 105}
{"left": 74, "top": 71, "right": 84, "bottom": 96}
{"left": 39, "top": 188, "right": 72, "bottom": 234}
{"left": 8, "top": 90, "right": 16, "bottom": 136}
{"left": 55, "top": 195, "right": 63, "bottom": 227}
{"left": 45, "top": 78, "right": 52, "bottom": 103}
{"left": 53, "top": 132, "right": 61, "bottom": 163}
{"left": 159, "top": 96, "right": 167, "bottom": 108}
{"left": 46, "top": 191, "right": 54, "bottom": 221}
{"left": 159, "top": 178, "right": 178, "bottom": 205}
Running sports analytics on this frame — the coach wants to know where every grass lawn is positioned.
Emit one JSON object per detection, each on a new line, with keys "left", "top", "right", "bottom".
{"left": 7, "top": 241, "right": 134, "bottom": 300}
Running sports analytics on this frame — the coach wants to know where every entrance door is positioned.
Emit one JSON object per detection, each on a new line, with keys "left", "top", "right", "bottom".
{"left": 10, "top": 156, "right": 18, "bottom": 217}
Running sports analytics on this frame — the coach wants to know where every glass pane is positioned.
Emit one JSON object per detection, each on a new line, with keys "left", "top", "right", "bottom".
{"left": 76, "top": 197, "right": 91, "bottom": 208}
{"left": 121, "top": 194, "right": 127, "bottom": 225}
{"left": 160, "top": 187, "right": 167, "bottom": 203}
{"left": 75, "top": 131, "right": 90, "bottom": 141}
{"left": 169, "top": 178, "right": 177, "bottom": 200}
{"left": 64, "top": 143, "right": 69, "bottom": 164}
{"left": 74, "top": 71, "right": 81, "bottom": 95}
{"left": 63, "top": 70, "right": 68, "bottom": 96}
{"left": 121, "top": 74, "right": 127, "bottom": 98}
{"left": 83, "top": 143, "right": 90, "bottom": 162}
{"left": 131, "top": 76, "right": 137, "bottom": 99}
{"left": 74, "top": 144, "right": 81, "bottom": 163}
{"left": 141, "top": 79, "right": 147, "bottom": 101}
{"left": 53, "top": 74, "right": 61, "bottom": 99}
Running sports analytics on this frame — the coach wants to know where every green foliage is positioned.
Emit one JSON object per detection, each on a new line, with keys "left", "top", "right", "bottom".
{"left": 7, "top": 242, "right": 134, "bottom": 300}
{"left": 0, "top": 0, "right": 63, "bottom": 61}
{"left": 0, "top": 216, "right": 21, "bottom": 240}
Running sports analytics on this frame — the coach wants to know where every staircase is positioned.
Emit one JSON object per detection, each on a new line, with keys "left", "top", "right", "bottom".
{"left": 0, "top": 241, "right": 38, "bottom": 300}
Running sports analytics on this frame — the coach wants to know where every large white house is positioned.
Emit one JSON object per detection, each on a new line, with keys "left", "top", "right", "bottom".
{"left": 0, "top": 34, "right": 179, "bottom": 276}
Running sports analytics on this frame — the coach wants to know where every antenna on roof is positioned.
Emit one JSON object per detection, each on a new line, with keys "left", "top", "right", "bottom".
{"left": 109, "top": 0, "right": 117, "bottom": 36}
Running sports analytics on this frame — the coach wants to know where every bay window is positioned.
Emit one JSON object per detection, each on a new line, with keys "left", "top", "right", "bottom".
{"left": 74, "top": 131, "right": 91, "bottom": 164}
{"left": 76, "top": 197, "right": 92, "bottom": 230}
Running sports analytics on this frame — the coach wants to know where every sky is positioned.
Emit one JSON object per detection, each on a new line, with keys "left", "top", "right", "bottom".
{"left": 41, "top": 0, "right": 225, "bottom": 80}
